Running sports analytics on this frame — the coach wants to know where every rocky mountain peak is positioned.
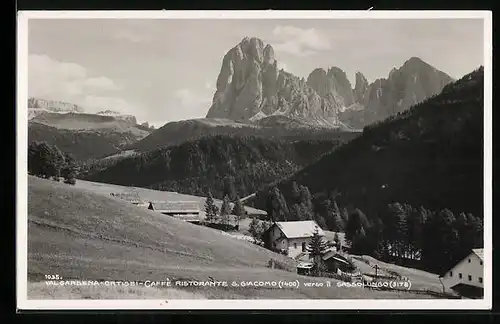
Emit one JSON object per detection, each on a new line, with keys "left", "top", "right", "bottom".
{"left": 206, "top": 38, "right": 342, "bottom": 126}
{"left": 354, "top": 72, "right": 369, "bottom": 103}
{"left": 206, "top": 38, "right": 454, "bottom": 129}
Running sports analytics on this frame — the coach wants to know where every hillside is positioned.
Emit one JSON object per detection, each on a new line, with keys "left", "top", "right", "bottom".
{"left": 129, "top": 117, "right": 359, "bottom": 152}
{"left": 28, "top": 122, "right": 142, "bottom": 161}
{"left": 83, "top": 135, "right": 349, "bottom": 200}
{"left": 28, "top": 176, "right": 434, "bottom": 299}
{"left": 254, "top": 67, "right": 484, "bottom": 219}
{"left": 28, "top": 109, "right": 153, "bottom": 161}
{"left": 73, "top": 178, "right": 267, "bottom": 217}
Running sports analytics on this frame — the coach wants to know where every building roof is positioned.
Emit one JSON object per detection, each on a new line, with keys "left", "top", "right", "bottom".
{"left": 112, "top": 192, "right": 141, "bottom": 202}
{"left": 472, "top": 248, "right": 484, "bottom": 261}
{"left": 450, "top": 283, "right": 484, "bottom": 298}
{"left": 439, "top": 248, "right": 484, "bottom": 278}
{"left": 323, "top": 231, "right": 350, "bottom": 247}
{"left": 297, "top": 262, "right": 314, "bottom": 269}
{"left": 274, "top": 220, "right": 324, "bottom": 239}
{"left": 149, "top": 201, "right": 200, "bottom": 212}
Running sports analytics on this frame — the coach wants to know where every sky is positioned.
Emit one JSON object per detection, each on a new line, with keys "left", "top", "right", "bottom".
{"left": 28, "top": 18, "right": 485, "bottom": 127}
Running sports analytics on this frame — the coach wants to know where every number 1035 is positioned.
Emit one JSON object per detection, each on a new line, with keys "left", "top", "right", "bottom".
{"left": 44, "top": 274, "right": 61, "bottom": 280}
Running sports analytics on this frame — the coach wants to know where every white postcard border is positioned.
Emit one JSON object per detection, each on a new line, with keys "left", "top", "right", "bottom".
{"left": 16, "top": 10, "right": 493, "bottom": 311}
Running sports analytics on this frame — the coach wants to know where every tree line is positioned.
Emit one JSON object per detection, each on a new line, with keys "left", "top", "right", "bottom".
{"left": 259, "top": 181, "right": 483, "bottom": 274}
{"left": 84, "top": 135, "right": 342, "bottom": 201}
{"left": 28, "top": 141, "right": 77, "bottom": 185}
{"left": 204, "top": 191, "right": 247, "bottom": 226}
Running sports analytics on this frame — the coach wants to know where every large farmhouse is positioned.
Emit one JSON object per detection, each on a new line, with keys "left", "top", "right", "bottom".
{"left": 264, "top": 220, "right": 325, "bottom": 259}
{"left": 148, "top": 201, "right": 201, "bottom": 224}
{"left": 439, "top": 248, "right": 484, "bottom": 299}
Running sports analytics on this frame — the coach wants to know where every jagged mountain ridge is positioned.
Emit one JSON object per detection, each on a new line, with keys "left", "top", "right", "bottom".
{"left": 339, "top": 57, "right": 455, "bottom": 128}
{"left": 206, "top": 37, "right": 454, "bottom": 129}
{"left": 206, "top": 37, "right": 347, "bottom": 128}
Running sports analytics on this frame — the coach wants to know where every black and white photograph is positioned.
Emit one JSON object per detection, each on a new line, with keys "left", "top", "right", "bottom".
{"left": 17, "top": 10, "right": 492, "bottom": 310}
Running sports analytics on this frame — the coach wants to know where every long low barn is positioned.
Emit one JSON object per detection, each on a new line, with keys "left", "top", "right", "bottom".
{"left": 111, "top": 192, "right": 142, "bottom": 205}
{"left": 148, "top": 201, "right": 202, "bottom": 224}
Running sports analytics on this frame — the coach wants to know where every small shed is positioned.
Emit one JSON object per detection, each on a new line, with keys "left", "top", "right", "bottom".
{"left": 322, "top": 250, "right": 353, "bottom": 273}
{"left": 296, "top": 262, "right": 314, "bottom": 276}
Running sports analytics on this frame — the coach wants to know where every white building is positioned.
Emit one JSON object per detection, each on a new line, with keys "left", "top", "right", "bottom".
{"left": 439, "top": 248, "right": 484, "bottom": 298}
{"left": 266, "top": 220, "right": 325, "bottom": 259}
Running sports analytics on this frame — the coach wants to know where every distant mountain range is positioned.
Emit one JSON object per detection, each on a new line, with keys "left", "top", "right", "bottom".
{"left": 27, "top": 97, "right": 154, "bottom": 160}
{"left": 28, "top": 97, "right": 140, "bottom": 124}
{"left": 206, "top": 37, "right": 454, "bottom": 129}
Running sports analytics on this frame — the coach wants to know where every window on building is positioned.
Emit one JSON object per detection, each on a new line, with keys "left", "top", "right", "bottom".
{"left": 302, "top": 242, "right": 306, "bottom": 252}
{"left": 459, "top": 273, "right": 462, "bottom": 279}
{"left": 479, "top": 277, "right": 483, "bottom": 283}
{"left": 480, "top": 261, "right": 483, "bottom": 265}
{"left": 468, "top": 259, "right": 471, "bottom": 263}
{"left": 468, "top": 275, "right": 472, "bottom": 281}
{"left": 449, "top": 271, "right": 453, "bottom": 277}
{"left": 294, "top": 243, "right": 297, "bottom": 249}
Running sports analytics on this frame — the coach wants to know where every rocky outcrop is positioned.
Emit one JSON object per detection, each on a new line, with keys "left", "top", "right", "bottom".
{"left": 206, "top": 37, "right": 342, "bottom": 127}
{"left": 206, "top": 37, "right": 454, "bottom": 129}
{"left": 341, "top": 57, "right": 454, "bottom": 128}
{"left": 97, "top": 110, "right": 137, "bottom": 124}
{"left": 353, "top": 72, "right": 369, "bottom": 103}
{"left": 305, "top": 66, "right": 356, "bottom": 113}
{"left": 28, "top": 97, "right": 84, "bottom": 113}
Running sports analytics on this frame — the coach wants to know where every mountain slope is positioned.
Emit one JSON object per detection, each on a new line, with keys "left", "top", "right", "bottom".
{"left": 29, "top": 176, "right": 434, "bottom": 299}
{"left": 27, "top": 122, "right": 142, "bottom": 161}
{"left": 129, "top": 117, "right": 359, "bottom": 152}
{"left": 31, "top": 112, "right": 150, "bottom": 136}
{"left": 339, "top": 57, "right": 454, "bottom": 128}
{"left": 84, "top": 135, "right": 349, "bottom": 199}
{"left": 254, "top": 67, "right": 484, "bottom": 219}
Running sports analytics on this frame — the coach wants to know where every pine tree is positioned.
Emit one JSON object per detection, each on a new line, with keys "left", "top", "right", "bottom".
{"left": 331, "top": 232, "right": 342, "bottom": 252}
{"left": 62, "top": 152, "right": 77, "bottom": 185}
{"left": 232, "top": 198, "right": 245, "bottom": 217}
{"left": 28, "top": 141, "right": 66, "bottom": 180}
{"left": 249, "top": 217, "right": 262, "bottom": 244}
{"left": 385, "top": 203, "right": 408, "bottom": 260}
{"left": 289, "top": 203, "right": 301, "bottom": 221}
{"left": 204, "top": 191, "right": 219, "bottom": 223}
{"left": 291, "top": 181, "right": 301, "bottom": 204}
{"left": 220, "top": 195, "right": 231, "bottom": 225}
{"left": 267, "top": 187, "right": 289, "bottom": 221}
{"left": 223, "top": 176, "right": 237, "bottom": 201}
{"left": 332, "top": 199, "right": 344, "bottom": 230}
{"left": 299, "top": 185, "right": 314, "bottom": 217}
{"left": 314, "top": 213, "right": 328, "bottom": 230}
{"left": 341, "top": 207, "right": 349, "bottom": 224}
{"left": 306, "top": 227, "right": 328, "bottom": 276}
